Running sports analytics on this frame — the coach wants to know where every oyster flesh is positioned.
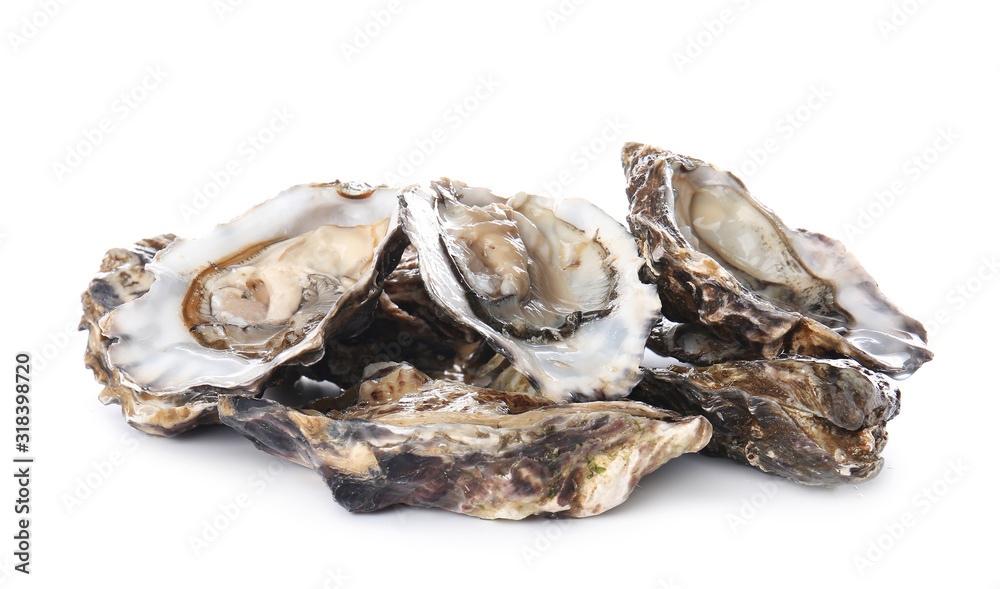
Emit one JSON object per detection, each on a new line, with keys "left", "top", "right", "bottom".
{"left": 633, "top": 358, "right": 899, "bottom": 486}
{"left": 624, "top": 142, "right": 931, "bottom": 377}
{"left": 91, "top": 181, "right": 407, "bottom": 435}
{"left": 399, "top": 179, "right": 661, "bottom": 401}
{"left": 219, "top": 363, "right": 712, "bottom": 519}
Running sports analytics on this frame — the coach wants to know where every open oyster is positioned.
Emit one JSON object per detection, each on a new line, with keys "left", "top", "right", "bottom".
{"left": 399, "top": 179, "right": 660, "bottom": 402}
{"left": 219, "top": 363, "right": 711, "bottom": 519}
{"left": 624, "top": 143, "right": 931, "bottom": 377}
{"left": 90, "top": 182, "right": 407, "bottom": 435}
{"left": 633, "top": 358, "right": 899, "bottom": 486}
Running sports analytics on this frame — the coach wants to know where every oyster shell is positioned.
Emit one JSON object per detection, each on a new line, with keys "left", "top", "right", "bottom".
{"left": 81, "top": 235, "right": 221, "bottom": 435}
{"left": 219, "top": 363, "right": 712, "bottom": 519}
{"left": 646, "top": 317, "right": 755, "bottom": 366}
{"left": 623, "top": 143, "right": 931, "bottom": 377}
{"left": 633, "top": 358, "right": 899, "bottom": 486}
{"left": 91, "top": 181, "right": 407, "bottom": 434}
{"left": 399, "top": 179, "right": 661, "bottom": 401}
{"left": 284, "top": 246, "right": 494, "bottom": 390}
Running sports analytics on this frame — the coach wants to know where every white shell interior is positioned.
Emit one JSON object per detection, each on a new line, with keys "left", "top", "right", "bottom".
{"left": 101, "top": 183, "right": 401, "bottom": 394}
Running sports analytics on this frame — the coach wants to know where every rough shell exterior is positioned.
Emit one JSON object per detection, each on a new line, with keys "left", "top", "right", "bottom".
{"left": 219, "top": 363, "right": 711, "bottom": 519}
{"left": 633, "top": 358, "right": 899, "bottom": 486}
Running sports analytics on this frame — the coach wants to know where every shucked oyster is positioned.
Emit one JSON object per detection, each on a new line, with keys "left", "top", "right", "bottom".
{"left": 624, "top": 143, "right": 931, "bottom": 377}
{"left": 633, "top": 358, "right": 899, "bottom": 486}
{"left": 91, "top": 182, "right": 407, "bottom": 435}
{"left": 399, "top": 179, "right": 661, "bottom": 401}
{"left": 219, "top": 363, "right": 711, "bottom": 519}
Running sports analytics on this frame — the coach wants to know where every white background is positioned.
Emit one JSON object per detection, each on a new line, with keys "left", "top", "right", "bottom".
{"left": 2, "top": 1, "right": 997, "bottom": 587}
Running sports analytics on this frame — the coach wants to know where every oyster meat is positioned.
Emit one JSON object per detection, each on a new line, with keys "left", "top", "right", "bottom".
{"left": 633, "top": 358, "right": 899, "bottom": 486}
{"left": 90, "top": 181, "right": 407, "bottom": 435}
{"left": 624, "top": 142, "right": 931, "bottom": 377}
{"left": 399, "top": 179, "right": 661, "bottom": 401}
{"left": 219, "top": 363, "right": 711, "bottom": 519}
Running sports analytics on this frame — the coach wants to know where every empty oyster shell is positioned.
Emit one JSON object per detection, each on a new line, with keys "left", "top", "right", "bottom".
{"left": 92, "top": 181, "right": 407, "bottom": 434}
{"left": 624, "top": 143, "right": 931, "bottom": 377}
{"left": 219, "top": 363, "right": 711, "bottom": 519}
{"left": 633, "top": 358, "right": 899, "bottom": 486}
{"left": 399, "top": 179, "right": 661, "bottom": 401}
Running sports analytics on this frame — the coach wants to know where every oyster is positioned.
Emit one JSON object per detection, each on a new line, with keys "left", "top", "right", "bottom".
{"left": 219, "top": 363, "right": 712, "bottom": 519}
{"left": 623, "top": 143, "right": 931, "bottom": 377}
{"left": 91, "top": 182, "right": 407, "bottom": 435}
{"left": 399, "top": 179, "right": 661, "bottom": 401}
{"left": 633, "top": 358, "right": 899, "bottom": 486}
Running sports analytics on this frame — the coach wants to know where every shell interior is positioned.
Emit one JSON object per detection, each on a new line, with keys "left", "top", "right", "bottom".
{"left": 101, "top": 182, "right": 404, "bottom": 394}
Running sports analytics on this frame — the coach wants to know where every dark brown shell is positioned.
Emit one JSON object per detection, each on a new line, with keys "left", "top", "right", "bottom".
{"left": 632, "top": 358, "right": 899, "bottom": 486}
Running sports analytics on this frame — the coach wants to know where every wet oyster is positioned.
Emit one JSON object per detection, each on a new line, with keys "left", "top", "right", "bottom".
{"left": 623, "top": 143, "right": 931, "bottom": 377}
{"left": 90, "top": 182, "right": 407, "bottom": 435}
{"left": 399, "top": 179, "right": 661, "bottom": 402}
{"left": 219, "top": 363, "right": 711, "bottom": 519}
{"left": 633, "top": 358, "right": 899, "bottom": 486}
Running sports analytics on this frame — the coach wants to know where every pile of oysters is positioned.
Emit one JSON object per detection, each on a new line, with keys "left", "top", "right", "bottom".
{"left": 81, "top": 143, "right": 931, "bottom": 519}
